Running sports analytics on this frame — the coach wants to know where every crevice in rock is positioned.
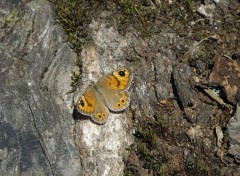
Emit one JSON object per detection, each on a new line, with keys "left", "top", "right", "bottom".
{"left": 152, "top": 57, "right": 159, "bottom": 101}
{"left": 19, "top": 13, "right": 36, "bottom": 61}
{"left": 72, "top": 122, "right": 84, "bottom": 173}
{"left": 27, "top": 95, "right": 55, "bottom": 176}
{"left": 170, "top": 72, "right": 184, "bottom": 111}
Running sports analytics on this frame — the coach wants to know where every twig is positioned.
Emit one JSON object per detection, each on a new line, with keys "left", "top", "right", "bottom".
{"left": 184, "top": 35, "right": 219, "bottom": 57}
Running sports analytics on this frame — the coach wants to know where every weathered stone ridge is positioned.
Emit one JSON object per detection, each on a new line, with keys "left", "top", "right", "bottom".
{"left": 0, "top": 1, "right": 81, "bottom": 175}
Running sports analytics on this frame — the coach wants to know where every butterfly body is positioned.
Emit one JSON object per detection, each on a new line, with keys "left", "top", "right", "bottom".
{"left": 76, "top": 67, "right": 133, "bottom": 124}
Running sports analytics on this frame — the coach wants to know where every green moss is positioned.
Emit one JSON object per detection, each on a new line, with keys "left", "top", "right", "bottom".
{"left": 124, "top": 118, "right": 169, "bottom": 175}
{"left": 50, "top": 0, "right": 104, "bottom": 91}
{"left": 118, "top": 0, "right": 136, "bottom": 16}
{"left": 50, "top": 0, "right": 88, "bottom": 54}
{"left": 199, "top": 164, "right": 209, "bottom": 174}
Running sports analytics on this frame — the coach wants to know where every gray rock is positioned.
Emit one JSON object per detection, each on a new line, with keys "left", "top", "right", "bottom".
{"left": 172, "top": 63, "right": 215, "bottom": 123}
{"left": 1, "top": 0, "right": 239, "bottom": 175}
{"left": 227, "top": 104, "right": 240, "bottom": 159}
{"left": 0, "top": 1, "right": 81, "bottom": 175}
{"left": 73, "top": 19, "right": 134, "bottom": 176}
{"left": 1, "top": 1, "right": 134, "bottom": 175}
{"left": 198, "top": 4, "right": 216, "bottom": 18}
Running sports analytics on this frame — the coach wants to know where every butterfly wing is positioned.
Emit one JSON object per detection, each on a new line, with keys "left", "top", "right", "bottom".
{"left": 96, "top": 67, "right": 133, "bottom": 112}
{"left": 75, "top": 85, "right": 109, "bottom": 124}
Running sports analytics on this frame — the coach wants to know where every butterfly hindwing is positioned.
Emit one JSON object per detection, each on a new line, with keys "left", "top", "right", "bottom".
{"left": 96, "top": 67, "right": 132, "bottom": 112}
{"left": 76, "top": 85, "right": 109, "bottom": 124}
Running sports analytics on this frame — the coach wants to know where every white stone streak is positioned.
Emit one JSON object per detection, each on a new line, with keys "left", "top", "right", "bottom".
{"left": 77, "top": 18, "right": 133, "bottom": 175}
{"left": 37, "top": 19, "right": 50, "bottom": 48}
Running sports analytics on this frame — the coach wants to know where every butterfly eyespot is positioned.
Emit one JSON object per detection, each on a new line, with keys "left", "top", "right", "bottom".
{"left": 121, "top": 99, "right": 125, "bottom": 103}
{"left": 80, "top": 100, "right": 85, "bottom": 107}
{"left": 117, "top": 103, "right": 122, "bottom": 107}
{"left": 95, "top": 113, "right": 102, "bottom": 119}
{"left": 118, "top": 70, "right": 125, "bottom": 77}
{"left": 102, "top": 113, "right": 106, "bottom": 117}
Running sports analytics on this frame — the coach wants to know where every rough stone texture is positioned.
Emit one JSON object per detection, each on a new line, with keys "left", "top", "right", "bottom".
{"left": 228, "top": 104, "right": 240, "bottom": 159}
{"left": 173, "top": 63, "right": 216, "bottom": 124}
{"left": 1, "top": 0, "right": 240, "bottom": 175}
{"left": 0, "top": 1, "right": 136, "bottom": 176}
{"left": 209, "top": 56, "right": 240, "bottom": 104}
{"left": 0, "top": 1, "right": 81, "bottom": 175}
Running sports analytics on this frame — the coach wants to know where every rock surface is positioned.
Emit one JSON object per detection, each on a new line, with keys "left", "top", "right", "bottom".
{"left": 0, "top": 0, "right": 135, "bottom": 175}
{"left": 1, "top": 0, "right": 240, "bottom": 175}
{"left": 0, "top": 1, "right": 81, "bottom": 175}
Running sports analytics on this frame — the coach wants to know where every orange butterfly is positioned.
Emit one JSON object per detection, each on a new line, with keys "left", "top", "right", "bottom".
{"left": 76, "top": 67, "right": 133, "bottom": 124}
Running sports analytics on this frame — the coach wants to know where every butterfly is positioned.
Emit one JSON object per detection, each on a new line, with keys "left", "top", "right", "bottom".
{"left": 75, "top": 67, "right": 133, "bottom": 124}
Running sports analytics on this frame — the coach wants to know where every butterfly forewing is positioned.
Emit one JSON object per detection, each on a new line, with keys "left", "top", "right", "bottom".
{"left": 96, "top": 67, "right": 132, "bottom": 112}
{"left": 97, "top": 67, "right": 132, "bottom": 91}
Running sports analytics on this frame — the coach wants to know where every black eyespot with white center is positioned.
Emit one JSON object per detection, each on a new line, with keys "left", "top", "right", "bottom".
{"left": 80, "top": 100, "right": 84, "bottom": 107}
{"left": 119, "top": 70, "right": 125, "bottom": 77}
